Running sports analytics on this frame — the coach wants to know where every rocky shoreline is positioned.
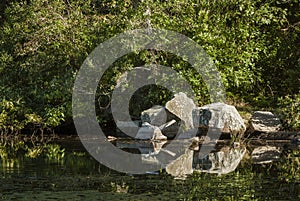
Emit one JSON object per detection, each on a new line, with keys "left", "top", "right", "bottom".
{"left": 113, "top": 92, "right": 300, "bottom": 143}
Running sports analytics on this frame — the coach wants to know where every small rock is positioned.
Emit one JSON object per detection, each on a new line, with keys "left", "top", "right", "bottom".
{"left": 107, "top": 136, "right": 117, "bottom": 141}
{"left": 253, "top": 131, "right": 300, "bottom": 140}
{"left": 233, "top": 142, "right": 240, "bottom": 148}
{"left": 165, "top": 92, "right": 197, "bottom": 129}
{"left": 135, "top": 123, "right": 154, "bottom": 140}
{"left": 158, "top": 119, "right": 177, "bottom": 130}
{"left": 249, "top": 111, "right": 281, "bottom": 133}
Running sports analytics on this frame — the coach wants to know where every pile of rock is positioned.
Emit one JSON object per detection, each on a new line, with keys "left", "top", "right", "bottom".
{"left": 118, "top": 92, "right": 196, "bottom": 140}
{"left": 116, "top": 92, "right": 248, "bottom": 141}
{"left": 115, "top": 91, "right": 297, "bottom": 141}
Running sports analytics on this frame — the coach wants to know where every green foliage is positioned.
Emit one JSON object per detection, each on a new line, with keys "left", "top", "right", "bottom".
{"left": 0, "top": 98, "right": 26, "bottom": 134}
{"left": 277, "top": 94, "right": 300, "bottom": 130}
{"left": 0, "top": 0, "right": 299, "bottom": 132}
{"left": 0, "top": 0, "right": 96, "bottom": 133}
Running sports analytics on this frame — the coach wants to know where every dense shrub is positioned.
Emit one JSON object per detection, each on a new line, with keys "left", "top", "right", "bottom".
{"left": 0, "top": 0, "right": 299, "bottom": 133}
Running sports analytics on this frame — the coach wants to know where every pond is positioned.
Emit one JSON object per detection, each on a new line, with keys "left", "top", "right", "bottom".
{"left": 0, "top": 136, "right": 300, "bottom": 201}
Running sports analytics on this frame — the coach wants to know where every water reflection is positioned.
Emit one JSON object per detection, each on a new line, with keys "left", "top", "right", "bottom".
{"left": 193, "top": 145, "right": 246, "bottom": 175}
{"left": 1, "top": 138, "right": 300, "bottom": 200}
{"left": 0, "top": 139, "right": 295, "bottom": 179}
{"left": 115, "top": 140, "right": 246, "bottom": 178}
{"left": 251, "top": 145, "right": 281, "bottom": 164}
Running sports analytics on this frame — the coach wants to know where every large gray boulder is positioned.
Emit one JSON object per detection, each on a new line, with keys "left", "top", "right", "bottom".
{"left": 192, "top": 102, "right": 246, "bottom": 138}
{"left": 249, "top": 111, "right": 281, "bottom": 133}
{"left": 165, "top": 92, "right": 197, "bottom": 129}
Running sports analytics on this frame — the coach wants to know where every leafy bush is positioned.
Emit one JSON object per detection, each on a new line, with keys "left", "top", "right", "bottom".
{"left": 0, "top": 0, "right": 299, "bottom": 133}
{"left": 0, "top": 99, "right": 26, "bottom": 135}
{"left": 277, "top": 94, "right": 300, "bottom": 130}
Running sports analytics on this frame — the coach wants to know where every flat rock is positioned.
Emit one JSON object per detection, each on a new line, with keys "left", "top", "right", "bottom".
{"left": 249, "top": 111, "right": 281, "bottom": 133}
{"left": 165, "top": 92, "right": 196, "bottom": 129}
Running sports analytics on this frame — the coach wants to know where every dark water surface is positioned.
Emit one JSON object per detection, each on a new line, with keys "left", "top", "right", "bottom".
{"left": 0, "top": 137, "right": 299, "bottom": 201}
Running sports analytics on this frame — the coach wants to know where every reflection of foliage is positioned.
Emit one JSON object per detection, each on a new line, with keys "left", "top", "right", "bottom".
{"left": 0, "top": 139, "right": 25, "bottom": 159}
{"left": 25, "top": 146, "right": 43, "bottom": 158}
{"left": 1, "top": 158, "right": 21, "bottom": 170}
{"left": 1, "top": 141, "right": 300, "bottom": 200}
{"left": 72, "top": 151, "right": 86, "bottom": 157}
{"left": 277, "top": 150, "right": 300, "bottom": 182}
{"left": 45, "top": 144, "right": 65, "bottom": 162}
{"left": 0, "top": 138, "right": 66, "bottom": 162}
{"left": 176, "top": 150, "right": 300, "bottom": 201}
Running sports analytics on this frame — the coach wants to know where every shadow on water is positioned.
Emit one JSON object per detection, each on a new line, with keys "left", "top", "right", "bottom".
{"left": 0, "top": 136, "right": 300, "bottom": 200}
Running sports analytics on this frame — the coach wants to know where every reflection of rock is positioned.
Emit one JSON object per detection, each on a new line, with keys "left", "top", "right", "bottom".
{"left": 249, "top": 111, "right": 281, "bottom": 133}
{"left": 116, "top": 139, "right": 246, "bottom": 177}
{"left": 141, "top": 105, "right": 167, "bottom": 126}
{"left": 192, "top": 103, "right": 246, "bottom": 138}
{"left": 135, "top": 123, "right": 167, "bottom": 140}
{"left": 152, "top": 141, "right": 168, "bottom": 153}
{"left": 166, "top": 149, "right": 194, "bottom": 179}
{"left": 166, "top": 92, "right": 196, "bottom": 129}
{"left": 251, "top": 146, "right": 281, "bottom": 164}
{"left": 253, "top": 131, "right": 300, "bottom": 140}
{"left": 194, "top": 146, "right": 246, "bottom": 175}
